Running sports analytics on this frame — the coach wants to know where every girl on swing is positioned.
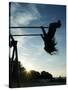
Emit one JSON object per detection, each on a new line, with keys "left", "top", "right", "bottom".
{"left": 41, "top": 20, "right": 61, "bottom": 55}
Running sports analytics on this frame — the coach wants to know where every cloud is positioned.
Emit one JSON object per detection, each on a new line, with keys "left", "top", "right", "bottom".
{"left": 10, "top": 2, "right": 41, "bottom": 26}
{"left": 10, "top": 2, "right": 41, "bottom": 59}
{"left": 10, "top": 2, "right": 43, "bottom": 55}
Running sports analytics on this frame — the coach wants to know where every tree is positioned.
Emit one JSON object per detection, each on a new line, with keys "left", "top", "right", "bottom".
{"left": 29, "top": 70, "right": 40, "bottom": 80}
{"left": 41, "top": 71, "right": 53, "bottom": 79}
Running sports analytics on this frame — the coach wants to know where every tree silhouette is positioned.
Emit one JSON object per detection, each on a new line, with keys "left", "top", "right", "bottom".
{"left": 28, "top": 70, "right": 40, "bottom": 80}
{"left": 41, "top": 71, "right": 53, "bottom": 79}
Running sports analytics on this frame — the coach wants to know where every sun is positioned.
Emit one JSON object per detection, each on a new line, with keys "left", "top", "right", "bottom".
{"left": 26, "top": 67, "right": 31, "bottom": 72}
{"left": 21, "top": 59, "right": 35, "bottom": 73}
{"left": 23, "top": 62, "right": 34, "bottom": 72}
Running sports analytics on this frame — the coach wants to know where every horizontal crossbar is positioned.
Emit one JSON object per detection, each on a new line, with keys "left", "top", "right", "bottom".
{"left": 11, "top": 34, "right": 42, "bottom": 36}
{"left": 9, "top": 26, "right": 48, "bottom": 29}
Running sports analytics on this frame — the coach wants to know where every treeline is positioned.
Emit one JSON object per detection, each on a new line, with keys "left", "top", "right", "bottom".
{"left": 9, "top": 60, "right": 66, "bottom": 88}
{"left": 20, "top": 67, "right": 53, "bottom": 82}
{"left": 10, "top": 60, "right": 53, "bottom": 82}
{"left": 19, "top": 63, "right": 53, "bottom": 82}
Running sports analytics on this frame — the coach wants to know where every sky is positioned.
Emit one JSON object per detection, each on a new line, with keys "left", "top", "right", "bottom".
{"left": 9, "top": 2, "right": 66, "bottom": 77}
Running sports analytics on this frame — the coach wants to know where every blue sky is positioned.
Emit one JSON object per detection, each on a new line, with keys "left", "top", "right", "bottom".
{"left": 10, "top": 2, "right": 66, "bottom": 77}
